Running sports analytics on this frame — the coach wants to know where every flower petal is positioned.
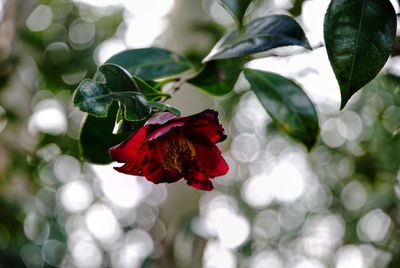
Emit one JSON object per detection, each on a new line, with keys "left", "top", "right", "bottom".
{"left": 145, "top": 121, "right": 185, "bottom": 142}
{"left": 109, "top": 125, "right": 149, "bottom": 173}
{"left": 185, "top": 109, "right": 226, "bottom": 143}
{"left": 186, "top": 169, "right": 214, "bottom": 191}
{"left": 145, "top": 110, "right": 226, "bottom": 143}
{"left": 140, "top": 142, "right": 183, "bottom": 183}
{"left": 146, "top": 112, "right": 178, "bottom": 125}
{"left": 113, "top": 141, "right": 182, "bottom": 184}
{"left": 187, "top": 131, "right": 229, "bottom": 177}
{"left": 145, "top": 165, "right": 182, "bottom": 184}
{"left": 112, "top": 145, "right": 150, "bottom": 175}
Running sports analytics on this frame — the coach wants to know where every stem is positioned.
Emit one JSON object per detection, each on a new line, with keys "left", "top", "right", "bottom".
{"left": 153, "top": 76, "right": 188, "bottom": 103}
{"left": 171, "top": 77, "right": 186, "bottom": 94}
{"left": 146, "top": 92, "right": 171, "bottom": 98}
{"left": 161, "top": 95, "right": 171, "bottom": 103}
{"left": 153, "top": 77, "right": 180, "bottom": 90}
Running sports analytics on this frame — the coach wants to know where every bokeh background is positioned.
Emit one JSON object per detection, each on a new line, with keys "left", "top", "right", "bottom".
{"left": 1, "top": 0, "right": 400, "bottom": 267}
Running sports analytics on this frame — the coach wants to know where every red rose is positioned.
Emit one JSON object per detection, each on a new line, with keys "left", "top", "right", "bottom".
{"left": 109, "top": 109, "right": 229, "bottom": 191}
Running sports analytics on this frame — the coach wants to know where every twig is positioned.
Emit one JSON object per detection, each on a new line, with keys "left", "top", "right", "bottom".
{"left": 171, "top": 77, "right": 186, "bottom": 94}
{"left": 160, "top": 77, "right": 187, "bottom": 103}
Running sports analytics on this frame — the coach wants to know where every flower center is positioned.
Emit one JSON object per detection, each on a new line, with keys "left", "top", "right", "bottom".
{"left": 161, "top": 132, "right": 195, "bottom": 173}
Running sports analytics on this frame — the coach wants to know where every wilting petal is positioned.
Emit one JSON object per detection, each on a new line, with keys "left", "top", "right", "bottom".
{"left": 190, "top": 133, "right": 229, "bottom": 177}
{"left": 194, "top": 146, "right": 229, "bottom": 178}
{"left": 109, "top": 125, "right": 149, "bottom": 173}
{"left": 186, "top": 169, "right": 214, "bottom": 191}
{"left": 145, "top": 165, "right": 182, "bottom": 183}
{"left": 112, "top": 143, "right": 150, "bottom": 175}
{"left": 185, "top": 109, "right": 226, "bottom": 143}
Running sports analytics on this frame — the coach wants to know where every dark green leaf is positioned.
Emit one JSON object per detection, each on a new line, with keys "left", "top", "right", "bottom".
{"left": 74, "top": 79, "right": 110, "bottom": 116}
{"left": 217, "top": 0, "right": 253, "bottom": 27}
{"left": 73, "top": 64, "right": 150, "bottom": 121}
{"left": 324, "top": 0, "right": 397, "bottom": 109}
{"left": 80, "top": 102, "right": 131, "bottom": 164}
{"left": 203, "top": 15, "right": 311, "bottom": 62}
{"left": 244, "top": 69, "right": 319, "bottom": 150}
{"left": 106, "top": 48, "right": 193, "bottom": 80}
{"left": 188, "top": 58, "right": 246, "bottom": 96}
{"left": 98, "top": 62, "right": 140, "bottom": 93}
{"left": 147, "top": 102, "right": 181, "bottom": 116}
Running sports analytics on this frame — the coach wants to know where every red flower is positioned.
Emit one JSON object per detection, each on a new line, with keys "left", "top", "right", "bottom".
{"left": 109, "top": 109, "right": 229, "bottom": 191}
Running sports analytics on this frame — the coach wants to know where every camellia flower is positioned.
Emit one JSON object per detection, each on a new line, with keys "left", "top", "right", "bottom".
{"left": 109, "top": 109, "right": 229, "bottom": 191}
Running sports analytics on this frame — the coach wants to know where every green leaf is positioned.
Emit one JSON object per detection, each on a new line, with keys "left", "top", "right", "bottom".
{"left": 244, "top": 69, "right": 319, "bottom": 150}
{"left": 187, "top": 58, "right": 246, "bottom": 96}
{"left": 203, "top": 15, "right": 311, "bottom": 62}
{"left": 217, "top": 0, "right": 253, "bottom": 27}
{"left": 132, "top": 75, "right": 165, "bottom": 101}
{"left": 323, "top": 0, "right": 397, "bottom": 109}
{"left": 106, "top": 47, "right": 193, "bottom": 80}
{"left": 80, "top": 102, "right": 131, "bottom": 164}
{"left": 73, "top": 64, "right": 150, "bottom": 121}
{"left": 147, "top": 102, "right": 181, "bottom": 116}
{"left": 98, "top": 63, "right": 139, "bottom": 94}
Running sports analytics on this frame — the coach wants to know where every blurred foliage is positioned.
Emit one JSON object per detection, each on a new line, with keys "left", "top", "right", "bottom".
{"left": 19, "top": 0, "right": 123, "bottom": 90}
{"left": 0, "top": 0, "right": 124, "bottom": 265}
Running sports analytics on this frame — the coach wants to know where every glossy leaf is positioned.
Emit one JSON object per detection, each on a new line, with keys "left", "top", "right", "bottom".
{"left": 244, "top": 69, "right": 319, "bottom": 150}
{"left": 324, "top": 0, "right": 396, "bottom": 109}
{"left": 80, "top": 102, "right": 131, "bottom": 164}
{"left": 74, "top": 64, "right": 150, "bottom": 121}
{"left": 188, "top": 58, "right": 246, "bottom": 96}
{"left": 106, "top": 47, "right": 193, "bottom": 80}
{"left": 147, "top": 102, "right": 181, "bottom": 116}
{"left": 217, "top": 0, "right": 253, "bottom": 27}
{"left": 203, "top": 15, "right": 311, "bottom": 62}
